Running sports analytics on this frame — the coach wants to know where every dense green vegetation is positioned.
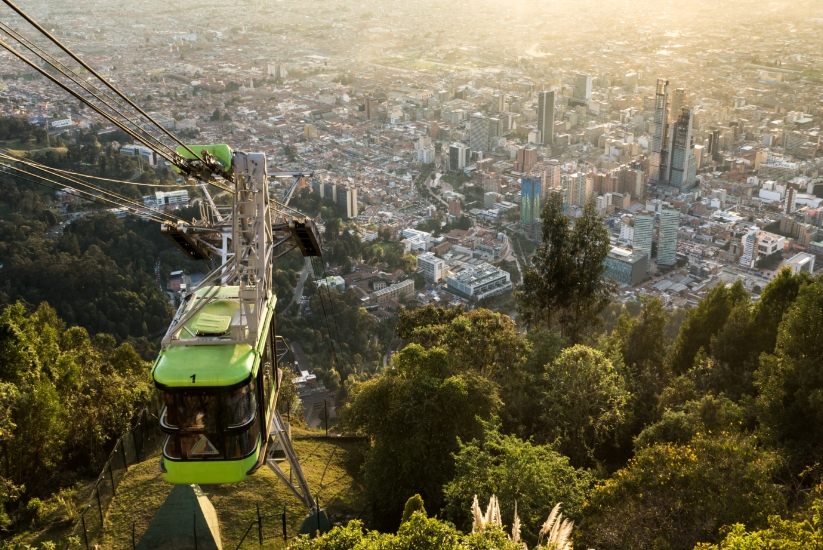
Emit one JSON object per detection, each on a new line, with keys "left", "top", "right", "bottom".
{"left": 0, "top": 303, "right": 150, "bottom": 528}
{"left": 326, "top": 268, "right": 823, "bottom": 549}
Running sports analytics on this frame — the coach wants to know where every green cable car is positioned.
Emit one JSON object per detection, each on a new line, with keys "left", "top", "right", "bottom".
{"left": 153, "top": 148, "right": 322, "bottom": 533}
{"left": 153, "top": 287, "right": 279, "bottom": 485}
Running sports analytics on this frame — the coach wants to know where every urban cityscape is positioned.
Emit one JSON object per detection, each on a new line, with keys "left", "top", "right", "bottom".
{"left": 0, "top": 0, "right": 823, "bottom": 547}
{"left": 2, "top": 0, "right": 821, "bottom": 314}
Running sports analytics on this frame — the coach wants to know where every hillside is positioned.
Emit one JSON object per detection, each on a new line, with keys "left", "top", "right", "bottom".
{"left": 13, "top": 428, "right": 366, "bottom": 549}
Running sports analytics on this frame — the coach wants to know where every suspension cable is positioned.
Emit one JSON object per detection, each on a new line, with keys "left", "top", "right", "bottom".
{"left": 0, "top": 164, "right": 169, "bottom": 223}
{"left": 0, "top": 38, "right": 184, "bottom": 169}
{"left": 316, "top": 254, "right": 346, "bottom": 358}
{"left": 0, "top": 31, "right": 235, "bottom": 193}
{"left": 1, "top": 0, "right": 211, "bottom": 167}
{"left": 308, "top": 256, "right": 343, "bottom": 372}
{"left": 0, "top": 153, "right": 184, "bottom": 223}
{"left": 43, "top": 167, "right": 200, "bottom": 188}
{"left": 0, "top": 22, "right": 180, "bottom": 161}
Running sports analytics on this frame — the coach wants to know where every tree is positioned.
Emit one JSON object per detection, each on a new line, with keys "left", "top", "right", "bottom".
{"left": 606, "top": 298, "right": 671, "bottom": 437}
{"left": 341, "top": 344, "right": 500, "bottom": 529}
{"left": 516, "top": 195, "right": 613, "bottom": 342}
{"left": 443, "top": 423, "right": 592, "bottom": 543}
{"left": 633, "top": 394, "right": 744, "bottom": 449}
{"left": 706, "top": 300, "right": 756, "bottom": 400}
{"left": 396, "top": 304, "right": 464, "bottom": 341}
{"left": 287, "top": 513, "right": 521, "bottom": 550}
{"left": 667, "top": 281, "right": 749, "bottom": 375}
{"left": 541, "top": 345, "right": 629, "bottom": 466}
{"left": 0, "top": 302, "right": 150, "bottom": 515}
{"left": 396, "top": 306, "right": 529, "bottom": 379}
{"left": 698, "top": 498, "right": 823, "bottom": 550}
{"left": 580, "top": 433, "right": 785, "bottom": 550}
{"left": 748, "top": 268, "right": 812, "bottom": 358}
{"left": 515, "top": 192, "right": 572, "bottom": 330}
{"left": 559, "top": 200, "right": 615, "bottom": 342}
{"left": 498, "top": 328, "right": 563, "bottom": 440}
{"left": 755, "top": 278, "right": 823, "bottom": 469}
{"left": 401, "top": 495, "right": 426, "bottom": 524}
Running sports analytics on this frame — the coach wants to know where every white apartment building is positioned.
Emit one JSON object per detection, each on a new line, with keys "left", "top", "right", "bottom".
{"left": 401, "top": 228, "right": 432, "bottom": 252}
{"left": 445, "top": 264, "right": 512, "bottom": 301}
{"left": 417, "top": 252, "right": 445, "bottom": 283}
{"left": 740, "top": 229, "right": 758, "bottom": 268}
{"left": 633, "top": 210, "right": 654, "bottom": 271}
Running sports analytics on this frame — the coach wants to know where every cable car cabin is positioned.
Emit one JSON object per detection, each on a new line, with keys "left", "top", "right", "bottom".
{"left": 152, "top": 286, "right": 279, "bottom": 485}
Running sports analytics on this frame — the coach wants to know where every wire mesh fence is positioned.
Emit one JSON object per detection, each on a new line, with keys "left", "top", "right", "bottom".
{"left": 233, "top": 503, "right": 289, "bottom": 550}
{"left": 73, "top": 408, "right": 161, "bottom": 549}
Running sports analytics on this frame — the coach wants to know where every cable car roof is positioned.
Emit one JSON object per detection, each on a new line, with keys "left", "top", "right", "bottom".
{"left": 152, "top": 343, "right": 257, "bottom": 388}
{"left": 153, "top": 286, "right": 274, "bottom": 387}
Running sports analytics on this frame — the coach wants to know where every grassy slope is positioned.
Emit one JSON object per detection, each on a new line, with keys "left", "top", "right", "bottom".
{"left": 7, "top": 428, "right": 366, "bottom": 549}
{"left": 0, "top": 139, "right": 68, "bottom": 156}
{"left": 99, "top": 428, "right": 366, "bottom": 549}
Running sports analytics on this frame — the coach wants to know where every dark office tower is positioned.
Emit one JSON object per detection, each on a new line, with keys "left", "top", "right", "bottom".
{"left": 364, "top": 97, "right": 380, "bottom": 121}
{"left": 708, "top": 129, "right": 721, "bottom": 162}
{"left": 669, "top": 108, "right": 697, "bottom": 190}
{"left": 649, "top": 78, "right": 670, "bottom": 184}
{"left": 537, "top": 90, "right": 556, "bottom": 147}
{"left": 574, "top": 73, "right": 592, "bottom": 101}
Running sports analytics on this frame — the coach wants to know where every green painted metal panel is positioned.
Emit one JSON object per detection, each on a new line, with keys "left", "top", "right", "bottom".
{"left": 153, "top": 343, "right": 256, "bottom": 387}
{"left": 162, "top": 444, "right": 260, "bottom": 485}
{"left": 173, "top": 143, "right": 233, "bottom": 172}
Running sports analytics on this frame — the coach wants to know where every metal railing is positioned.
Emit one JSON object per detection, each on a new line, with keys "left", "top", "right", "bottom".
{"left": 234, "top": 502, "right": 288, "bottom": 549}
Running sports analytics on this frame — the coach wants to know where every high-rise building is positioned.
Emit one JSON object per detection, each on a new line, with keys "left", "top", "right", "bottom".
{"left": 785, "top": 186, "right": 797, "bottom": 215}
{"left": 417, "top": 252, "right": 445, "bottom": 283}
{"left": 536, "top": 90, "right": 556, "bottom": 147}
{"left": 573, "top": 73, "right": 592, "bottom": 102}
{"left": 542, "top": 160, "right": 561, "bottom": 201}
{"left": 470, "top": 113, "right": 489, "bottom": 154}
{"left": 488, "top": 117, "right": 500, "bottom": 150}
{"left": 364, "top": 97, "right": 380, "bottom": 121}
{"left": 708, "top": 129, "right": 722, "bottom": 162}
{"left": 323, "top": 181, "right": 337, "bottom": 202}
{"left": 563, "top": 172, "right": 592, "bottom": 207}
{"left": 449, "top": 142, "right": 470, "bottom": 172}
{"left": 739, "top": 229, "right": 758, "bottom": 268}
{"left": 649, "top": 79, "right": 670, "bottom": 184}
{"left": 337, "top": 185, "right": 358, "bottom": 219}
{"left": 669, "top": 88, "right": 688, "bottom": 123}
{"left": 657, "top": 206, "right": 680, "bottom": 266}
{"left": 448, "top": 199, "right": 461, "bottom": 218}
{"left": 783, "top": 131, "right": 805, "bottom": 153}
{"left": 521, "top": 177, "right": 542, "bottom": 229}
{"left": 669, "top": 108, "right": 697, "bottom": 190}
{"left": 633, "top": 210, "right": 654, "bottom": 271}
{"left": 514, "top": 146, "right": 537, "bottom": 173}
{"left": 490, "top": 92, "right": 506, "bottom": 113}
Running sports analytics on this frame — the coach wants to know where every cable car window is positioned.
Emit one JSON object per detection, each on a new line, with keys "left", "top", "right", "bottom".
{"left": 164, "top": 432, "right": 225, "bottom": 460}
{"left": 159, "top": 379, "right": 262, "bottom": 461}
{"left": 224, "top": 381, "right": 256, "bottom": 428}
{"left": 161, "top": 391, "right": 219, "bottom": 431}
{"left": 225, "top": 418, "right": 260, "bottom": 458}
